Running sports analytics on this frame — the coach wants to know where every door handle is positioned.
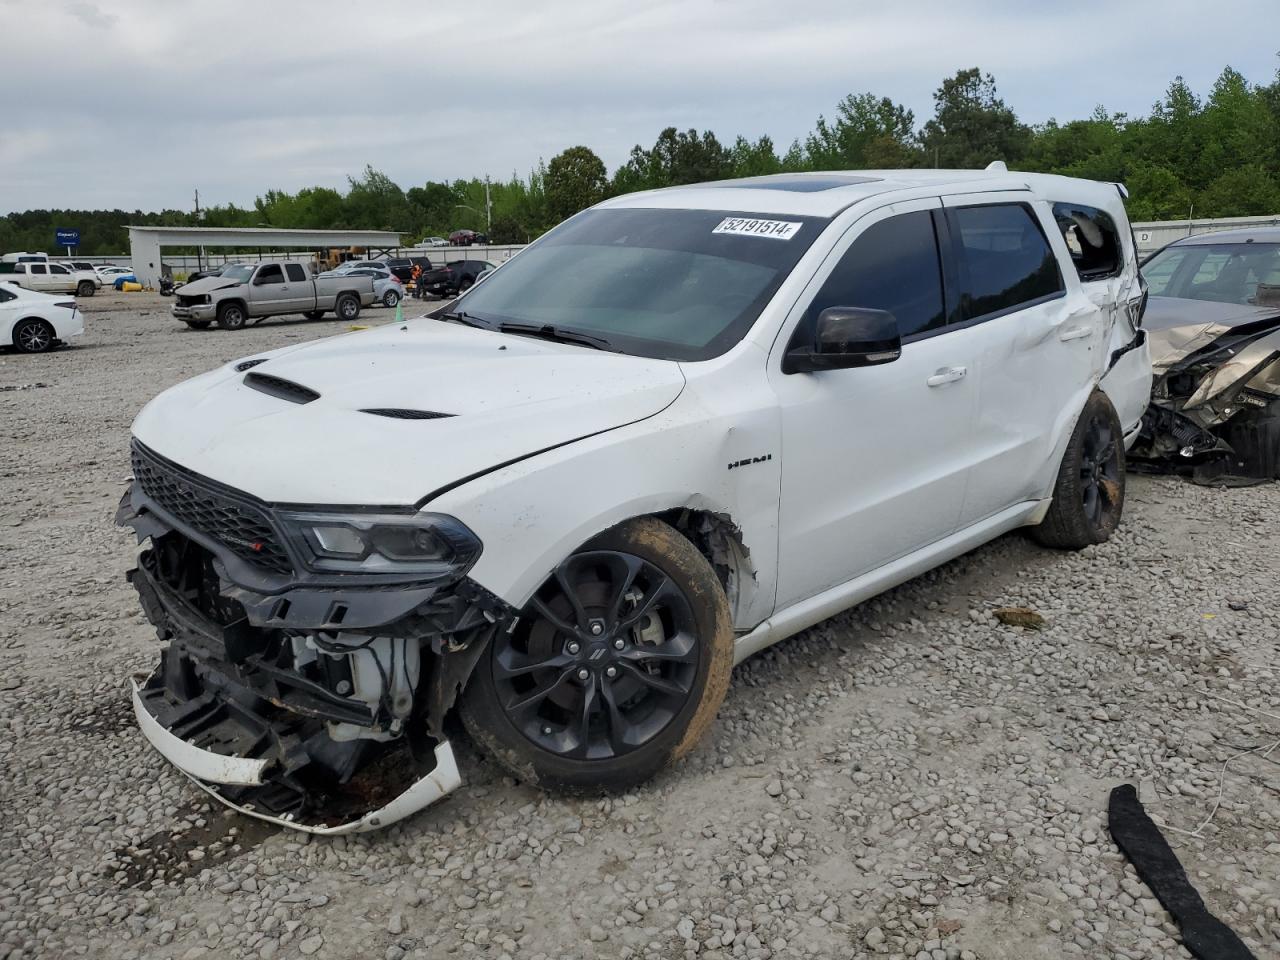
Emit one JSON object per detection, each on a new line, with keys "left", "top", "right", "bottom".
{"left": 1058, "top": 325, "right": 1091, "bottom": 342}
{"left": 926, "top": 366, "right": 967, "bottom": 387}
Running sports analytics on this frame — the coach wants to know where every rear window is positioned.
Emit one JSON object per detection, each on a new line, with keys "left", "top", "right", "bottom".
{"left": 948, "top": 204, "right": 1064, "bottom": 320}
{"left": 285, "top": 263, "right": 307, "bottom": 282}
{"left": 1052, "top": 203, "right": 1123, "bottom": 281}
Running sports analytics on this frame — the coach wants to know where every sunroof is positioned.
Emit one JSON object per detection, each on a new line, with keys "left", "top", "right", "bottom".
{"left": 710, "top": 175, "right": 881, "bottom": 193}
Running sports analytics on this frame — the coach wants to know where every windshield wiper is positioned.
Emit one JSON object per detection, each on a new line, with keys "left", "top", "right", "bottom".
{"left": 438, "top": 310, "right": 492, "bottom": 329}
{"left": 496, "top": 322, "right": 612, "bottom": 351}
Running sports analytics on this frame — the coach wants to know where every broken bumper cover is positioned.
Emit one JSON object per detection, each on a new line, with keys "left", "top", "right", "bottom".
{"left": 132, "top": 678, "right": 461, "bottom": 834}
{"left": 117, "top": 462, "right": 514, "bottom": 834}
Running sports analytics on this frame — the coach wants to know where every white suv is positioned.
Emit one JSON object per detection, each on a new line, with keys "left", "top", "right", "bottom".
{"left": 119, "top": 168, "right": 1151, "bottom": 833}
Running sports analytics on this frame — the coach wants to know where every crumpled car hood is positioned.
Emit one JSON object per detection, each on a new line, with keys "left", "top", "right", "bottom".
{"left": 131, "top": 319, "right": 685, "bottom": 505}
{"left": 1144, "top": 297, "right": 1280, "bottom": 410}
{"left": 177, "top": 276, "right": 245, "bottom": 295}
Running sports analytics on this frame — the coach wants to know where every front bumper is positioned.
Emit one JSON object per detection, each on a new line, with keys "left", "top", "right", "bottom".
{"left": 172, "top": 303, "right": 216, "bottom": 321}
{"left": 117, "top": 470, "right": 514, "bottom": 833}
{"left": 132, "top": 678, "right": 460, "bottom": 834}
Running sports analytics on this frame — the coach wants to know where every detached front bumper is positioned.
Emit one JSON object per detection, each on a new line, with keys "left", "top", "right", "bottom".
{"left": 117, "top": 467, "right": 513, "bottom": 833}
{"left": 131, "top": 678, "right": 460, "bottom": 834}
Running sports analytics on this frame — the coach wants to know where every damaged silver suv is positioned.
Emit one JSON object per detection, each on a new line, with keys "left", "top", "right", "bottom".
{"left": 119, "top": 168, "right": 1151, "bottom": 832}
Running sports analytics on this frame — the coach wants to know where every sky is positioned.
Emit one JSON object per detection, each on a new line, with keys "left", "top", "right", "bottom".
{"left": 1, "top": 0, "right": 1277, "bottom": 215}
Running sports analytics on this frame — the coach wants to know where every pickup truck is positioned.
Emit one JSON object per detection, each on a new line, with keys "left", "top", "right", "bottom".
{"left": 0, "top": 261, "right": 101, "bottom": 297}
{"left": 171, "top": 260, "right": 376, "bottom": 330}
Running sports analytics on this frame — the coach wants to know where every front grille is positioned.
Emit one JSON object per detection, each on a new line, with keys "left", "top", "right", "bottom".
{"left": 131, "top": 442, "right": 293, "bottom": 575}
{"left": 176, "top": 295, "right": 205, "bottom": 308}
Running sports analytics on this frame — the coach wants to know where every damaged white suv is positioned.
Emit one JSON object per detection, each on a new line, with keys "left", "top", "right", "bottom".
{"left": 119, "top": 168, "right": 1152, "bottom": 832}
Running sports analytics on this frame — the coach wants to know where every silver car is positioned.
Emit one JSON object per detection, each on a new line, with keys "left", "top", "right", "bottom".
{"left": 319, "top": 265, "right": 403, "bottom": 308}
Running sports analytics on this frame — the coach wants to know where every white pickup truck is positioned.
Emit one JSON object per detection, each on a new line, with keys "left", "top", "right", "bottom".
{"left": 0, "top": 260, "right": 101, "bottom": 297}
{"left": 171, "top": 260, "right": 377, "bottom": 330}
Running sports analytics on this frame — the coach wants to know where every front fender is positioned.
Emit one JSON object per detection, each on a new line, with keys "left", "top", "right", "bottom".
{"left": 427, "top": 400, "right": 781, "bottom": 631}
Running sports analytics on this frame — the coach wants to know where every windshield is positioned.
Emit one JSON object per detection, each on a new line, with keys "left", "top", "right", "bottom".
{"left": 450, "top": 208, "right": 825, "bottom": 360}
{"left": 219, "top": 265, "right": 255, "bottom": 283}
{"left": 1142, "top": 241, "right": 1280, "bottom": 307}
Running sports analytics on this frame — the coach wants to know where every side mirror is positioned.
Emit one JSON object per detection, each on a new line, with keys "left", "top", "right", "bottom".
{"left": 782, "top": 307, "right": 902, "bottom": 374}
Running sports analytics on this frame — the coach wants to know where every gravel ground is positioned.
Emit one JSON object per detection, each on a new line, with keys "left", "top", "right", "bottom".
{"left": 1, "top": 291, "right": 1279, "bottom": 960}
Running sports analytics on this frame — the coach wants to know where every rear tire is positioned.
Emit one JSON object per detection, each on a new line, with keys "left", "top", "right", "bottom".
{"left": 335, "top": 294, "right": 360, "bottom": 322}
{"left": 13, "top": 318, "right": 56, "bottom": 353}
{"left": 460, "top": 517, "right": 734, "bottom": 794}
{"left": 216, "top": 302, "right": 247, "bottom": 330}
{"left": 76, "top": 280, "right": 95, "bottom": 298}
{"left": 1031, "top": 390, "right": 1126, "bottom": 549}
{"left": 382, "top": 289, "right": 401, "bottom": 308}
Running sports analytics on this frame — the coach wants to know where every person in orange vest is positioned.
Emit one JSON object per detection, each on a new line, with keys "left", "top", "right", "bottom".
{"left": 410, "top": 262, "right": 423, "bottom": 299}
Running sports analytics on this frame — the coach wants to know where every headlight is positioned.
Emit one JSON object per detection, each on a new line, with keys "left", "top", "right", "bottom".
{"left": 277, "top": 511, "right": 482, "bottom": 579}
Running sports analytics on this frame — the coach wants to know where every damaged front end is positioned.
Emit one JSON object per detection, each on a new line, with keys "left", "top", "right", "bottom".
{"left": 118, "top": 441, "right": 514, "bottom": 833}
{"left": 1129, "top": 298, "right": 1280, "bottom": 484}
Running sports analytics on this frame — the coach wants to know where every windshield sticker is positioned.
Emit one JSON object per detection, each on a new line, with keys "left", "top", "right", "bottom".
{"left": 712, "top": 217, "right": 803, "bottom": 240}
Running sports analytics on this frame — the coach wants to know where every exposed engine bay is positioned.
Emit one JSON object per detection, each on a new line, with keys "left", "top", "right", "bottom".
{"left": 1129, "top": 297, "right": 1280, "bottom": 484}
{"left": 117, "top": 442, "right": 515, "bottom": 833}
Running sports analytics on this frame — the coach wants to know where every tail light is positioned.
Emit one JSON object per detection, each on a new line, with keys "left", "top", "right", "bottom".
{"left": 55, "top": 301, "right": 76, "bottom": 309}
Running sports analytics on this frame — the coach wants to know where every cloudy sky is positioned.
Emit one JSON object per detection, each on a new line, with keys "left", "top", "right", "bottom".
{"left": 1, "top": 0, "right": 1276, "bottom": 214}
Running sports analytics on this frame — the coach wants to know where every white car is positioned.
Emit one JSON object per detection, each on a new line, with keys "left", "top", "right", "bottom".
{"left": 1, "top": 283, "right": 84, "bottom": 353}
{"left": 118, "top": 167, "right": 1151, "bottom": 833}
{"left": 96, "top": 266, "right": 134, "bottom": 283}
{"left": 422, "top": 236, "right": 449, "bottom": 247}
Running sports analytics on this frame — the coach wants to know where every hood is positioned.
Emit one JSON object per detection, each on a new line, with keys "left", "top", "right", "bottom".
{"left": 1143, "top": 297, "right": 1280, "bottom": 371}
{"left": 131, "top": 319, "right": 686, "bottom": 505}
{"left": 178, "top": 276, "right": 245, "bottom": 295}
{"left": 1143, "top": 296, "right": 1280, "bottom": 416}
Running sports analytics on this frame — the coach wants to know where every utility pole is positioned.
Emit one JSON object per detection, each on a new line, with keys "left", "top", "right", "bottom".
{"left": 484, "top": 176, "right": 492, "bottom": 234}
{"left": 194, "top": 188, "right": 204, "bottom": 271}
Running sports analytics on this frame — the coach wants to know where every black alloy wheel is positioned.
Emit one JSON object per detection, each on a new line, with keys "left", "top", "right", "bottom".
{"left": 493, "top": 551, "right": 700, "bottom": 761}
{"left": 1080, "top": 413, "right": 1121, "bottom": 529}
{"left": 14, "top": 318, "right": 55, "bottom": 353}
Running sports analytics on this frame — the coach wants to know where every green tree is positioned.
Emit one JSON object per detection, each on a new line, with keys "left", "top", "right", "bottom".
{"left": 545, "top": 146, "right": 608, "bottom": 222}
{"left": 1198, "top": 164, "right": 1280, "bottom": 217}
{"left": 613, "top": 127, "right": 732, "bottom": 193}
{"left": 343, "top": 166, "right": 408, "bottom": 231}
{"left": 729, "top": 135, "right": 783, "bottom": 178}
{"left": 805, "top": 93, "right": 918, "bottom": 169}
{"left": 920, "top": 68, "right": 1031, "bottom": 168}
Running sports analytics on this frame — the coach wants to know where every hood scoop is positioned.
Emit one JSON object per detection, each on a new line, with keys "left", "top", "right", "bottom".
{"left": 244, "top": 372, "right": 320, "bottom": 404}
{"left": 360, "top": 408, "right": 454, "bottom": 420}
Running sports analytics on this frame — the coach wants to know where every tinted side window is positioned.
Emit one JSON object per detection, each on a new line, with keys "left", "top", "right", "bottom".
{"left": 285, "top": 263, "right": 306, "bottom": 282}
{"left": 1052, "top": 202, "right": 1122, "bottom": 281}
{"left": 256, "top": 265, "right": 284, "bottom": 284}
{"left": 30, "top": 264, "right": 47, "bottom": 274}
{"left": 0, "top": 287, "right": 15, "bottom": 302}
{"left": 799, "top": 210, "right": 945, "bottom": 342}
{"left": 949, "top": 204, "right": 1064, "bottom": 320}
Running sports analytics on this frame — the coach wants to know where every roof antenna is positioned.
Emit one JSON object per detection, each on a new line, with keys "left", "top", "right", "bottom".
{"left": 985, "top": 160, "right": 1008, "bottom": 172}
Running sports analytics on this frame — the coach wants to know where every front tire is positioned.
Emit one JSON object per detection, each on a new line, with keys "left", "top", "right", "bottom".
{"left": 216, "top": 302, "right": 247, "bottom": 330}
{"left": 460, "top": 517, "right": 733, "bottom": 793}
{"left": 13, "top": 318, "right": 56, "bottom": 353}
{"left": 76, "top": 280, "right": 95, "bottom": 298}
{"left": 1031, "top": 390, "right": 1126, "bottom": 549}
{"left": 335, "top": 294, "right": 360, "bottom": 322}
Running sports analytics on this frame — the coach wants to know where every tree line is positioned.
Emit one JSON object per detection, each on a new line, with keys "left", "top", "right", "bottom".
{"left": 4, "top": 64, "right": 1279, "bottom": 256}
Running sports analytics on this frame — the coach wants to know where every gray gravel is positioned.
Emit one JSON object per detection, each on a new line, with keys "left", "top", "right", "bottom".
{"left": 2, "top": 292, "right": 1279, "bottom": 959}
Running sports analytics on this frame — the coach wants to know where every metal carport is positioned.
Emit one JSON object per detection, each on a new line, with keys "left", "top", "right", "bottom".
{"left": 126, "top": 226, "right": 403, "bottom": 288}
